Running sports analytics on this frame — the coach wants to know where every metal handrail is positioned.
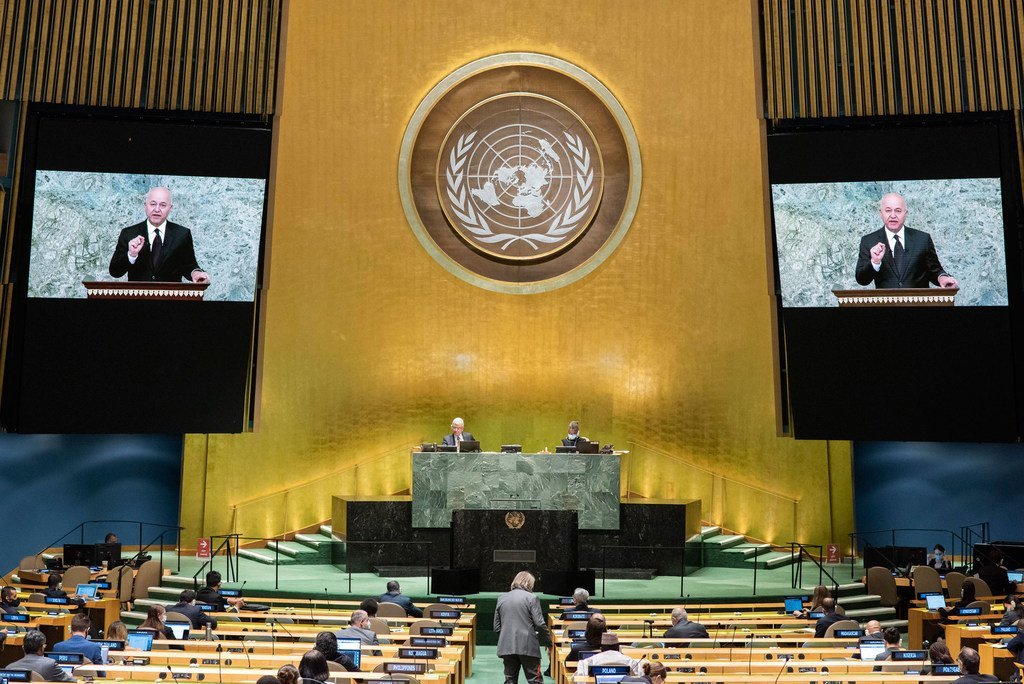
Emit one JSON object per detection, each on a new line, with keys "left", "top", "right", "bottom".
{"left": 35, "top": 519, "right": 184, "bottom": 573}
{"left": 193, "top": 535, "right": 241, "bottom": 588}
{"left": 788, "top": 542, "right": 840, "bottom": 596}
{"left": 848, "top": 525, "right": 987, "bottom": 579}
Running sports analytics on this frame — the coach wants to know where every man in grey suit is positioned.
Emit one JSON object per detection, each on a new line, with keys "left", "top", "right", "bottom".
{"left": 334, "top": 610, "right": 379, "bottom": 646}
{"left": 494, "top": 571, "right": 549, "bottom": 684}
{"left": 8, "top": 629, "right": 74, "bottom": 682}
{"left": 662, "top": 607, "right": 709, "bottom": 639}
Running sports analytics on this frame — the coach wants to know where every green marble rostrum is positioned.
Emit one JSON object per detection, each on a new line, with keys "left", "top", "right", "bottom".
{"left": 411, "top": 451, "right": 621, "bottom": 529}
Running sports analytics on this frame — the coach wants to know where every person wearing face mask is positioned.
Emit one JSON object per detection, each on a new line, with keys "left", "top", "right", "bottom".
{"left": 561, "top": 421, "right": 587, "bottom": 448}
{"left": 0, "top": 586, "right": 21, "bottom": 614}
{"left": 927, "top": 544, "right": 952, "bottom": 573}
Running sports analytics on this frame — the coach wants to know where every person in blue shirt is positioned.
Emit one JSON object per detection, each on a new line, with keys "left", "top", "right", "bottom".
{"left": 52, "top": 613, "right": 104, "bottom": 664}
{"left": 377, "top": 581, "right": 423, "bottom": 618}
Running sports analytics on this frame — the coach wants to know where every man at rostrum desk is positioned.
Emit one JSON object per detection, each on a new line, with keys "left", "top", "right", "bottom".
{"left": 855, "top": 192, "right": 958, "bottom": 290}
{"left": 109, "top": 186, "right": 211, "bottom": 284}
{"left": 441, "top": 417, "right": 475, "bottom": 447}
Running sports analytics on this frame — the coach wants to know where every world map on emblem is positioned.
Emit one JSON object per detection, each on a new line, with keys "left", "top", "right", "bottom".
{"left": 438, "top": 94, "right": 605, "bottom": 261}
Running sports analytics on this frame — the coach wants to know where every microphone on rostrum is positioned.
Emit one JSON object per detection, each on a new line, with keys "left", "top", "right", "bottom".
{"left": 747, "top": 631, "right": 755, "bottom": 675}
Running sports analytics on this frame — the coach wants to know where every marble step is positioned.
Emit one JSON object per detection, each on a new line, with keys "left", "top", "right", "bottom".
{"left": 721, "top": 543, "right": 772, "bottom": 559}
{"left": 753, "top": 551, "right": 800, "bottom": 569}
{"left": 702, "top": 534, "right": 746, "bottom": 549}
{"left": 800, "top": 582, "right": 867, "bottom": 598}
{"left": 238, "top": 548, "right": 297, "bottom": 565}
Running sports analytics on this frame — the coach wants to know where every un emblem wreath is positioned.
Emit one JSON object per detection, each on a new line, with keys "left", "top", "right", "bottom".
{"left": 399, "top": 53, "right": 642, "bottom": 293}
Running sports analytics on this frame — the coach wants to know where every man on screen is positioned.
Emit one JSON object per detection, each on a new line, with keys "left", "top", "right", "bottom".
{"left": 855, "top": 192, "right": 958, "bottom": 289}
{"left": 108, "top": 187, "right": 211, "bottom": 283}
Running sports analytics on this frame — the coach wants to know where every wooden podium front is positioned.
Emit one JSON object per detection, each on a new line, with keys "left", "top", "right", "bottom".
{"left": 832, "top": 287, "right": 959, "bottom": 307}
{"left": 82, "top": 281, "right": 210, "bottom": 300}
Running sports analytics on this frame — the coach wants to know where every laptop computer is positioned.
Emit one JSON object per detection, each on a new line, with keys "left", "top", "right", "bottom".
{"left": 784, "top": 596, "right": 804, "bottom": 613}
{"left": 1008, "top": 570, "right": 1024, "bottom": 583}
{"left": 577, "top": 440, "right": 600, "bottom": 454}
{"left": 126, "top": 631, "right": 155, "bottom": 651}
{"left": 336, "top": 638, "right": 361, "bottom": 669}
{"left": 456, "top": 440, "right": 480, "bottom": 453}
{"left": 165, "top": 621, "right": 191, "bottom": 640}
{"left": 924, "top": 594, "right": 946, "bottom": 610}
{"left": 75, "top": 584, "right": 99, "bottom": 599}
{"left": 859, "top": 639, "right": 886, "bottom": 661}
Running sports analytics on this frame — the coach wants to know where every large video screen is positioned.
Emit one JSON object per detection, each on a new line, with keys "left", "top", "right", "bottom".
{"left": 767, "top": 118, "right": 1024, "bottom": 442}
{"left": 29, "top": 171, "right": 265, "bottom": 301}
{"left": 772, "top": 179, "right": 1007, "bottom": 307}
{"left": 1, "top": 107, "right": 272, "bottom": 433}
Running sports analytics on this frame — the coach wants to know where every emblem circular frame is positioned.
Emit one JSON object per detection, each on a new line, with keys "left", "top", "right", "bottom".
{"left": 399, "top": 52, "right": 642, "bottom": 295}
{"left": 436, "top": 92, "right": 606, "bottom": 262}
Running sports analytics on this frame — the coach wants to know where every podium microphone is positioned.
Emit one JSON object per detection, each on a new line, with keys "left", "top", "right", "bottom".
{"left": 216, "top": 643, "right": 223, "bottom": 684}
{"left": 773, "top": 655, "right": 791, "bottom": 684}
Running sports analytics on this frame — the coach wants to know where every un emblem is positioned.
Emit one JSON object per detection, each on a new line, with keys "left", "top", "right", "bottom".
{"left": 505, "top": 511, "right": 526, "bottom": 529}
{"left": 400, "top": 53, "right": 641, "bottom": 294}
{"left": 439, "top": 95, "right": 603, "bottom": 261}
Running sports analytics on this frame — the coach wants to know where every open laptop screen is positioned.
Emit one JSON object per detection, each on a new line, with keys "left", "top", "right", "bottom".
{"left": 165, "top": 621, "right": 190, "bottom": 640}
{"left": 925, "top": 594, "right": 946, "bottom": 610}
{"left": 126, "top": 631, "right": 154, "bottom": 651}
{"left": 859, "top": 639, "right": 886, "bottom": 661}
{"left": 75, "top": 584, "right": 99, "bottom": 598}
{"left": 784, "top": 597, "right": 804, "bottom": 613}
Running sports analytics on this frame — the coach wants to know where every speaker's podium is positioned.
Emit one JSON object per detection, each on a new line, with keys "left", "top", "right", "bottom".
{"left": 833, "top": 287, "right": 959, "bottom": 307}
{"left": 82, "top": 281, "right": 210, "bottom": 300}
{"left": 451, "top": 508, "right": 578, "bottom": 592}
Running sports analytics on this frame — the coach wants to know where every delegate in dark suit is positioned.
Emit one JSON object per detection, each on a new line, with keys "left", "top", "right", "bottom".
{"left": 663, "top": 619, "right": 709, "bottom": 639}
{"left": 109, "top": 220, "right": 202, "bottom": 282}
{"left": 52, "top": 634, "right": 104, "bottom": 664}
{"left": 855, "top": 226, "right": 950, "bottom": 288}
{"left": 441, "top": 432, "right": 475, "bottom": 446}
{"left": 378, "top": 586, "right": 423, "bottom": 618}
{"left": 814, "top": 611, "right": 845, "bottom": 638}
{"left": 169, "top": 601, "right": 218, "bottom": 630}
{"left": 7, "top": 653, "right": 75, "bottom": 682}
{"left": 494, "top": 574, "right": 549, "bottom": 684}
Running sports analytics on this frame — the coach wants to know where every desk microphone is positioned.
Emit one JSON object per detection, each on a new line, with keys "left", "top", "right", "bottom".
{"left": 773, "top": 655, "right": 791, "bottom": 684}
{"left": 747, "top": 632, "right": 755, "bottom": 675}
{"left": 215, "top": 643, "right": 223, "bottom": 684}
{"left": 241, "top": 639, "right": 252, "bottom": 669}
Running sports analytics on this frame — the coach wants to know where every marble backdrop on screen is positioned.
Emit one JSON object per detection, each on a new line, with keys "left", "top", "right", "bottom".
{"left": 772, "top": 179, "right": 1007, "bottom": 307}
{"left": 29, "top": 171, "right": 265, "bottom": 301}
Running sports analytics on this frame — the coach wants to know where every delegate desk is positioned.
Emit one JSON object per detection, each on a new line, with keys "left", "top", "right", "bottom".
{"left": 411, "top": 451, "right": 621, "bottom": 529}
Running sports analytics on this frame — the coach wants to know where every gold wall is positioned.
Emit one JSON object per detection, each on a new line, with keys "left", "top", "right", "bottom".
{"left": 180, "top": 0, "right": 854, "bottom": 550}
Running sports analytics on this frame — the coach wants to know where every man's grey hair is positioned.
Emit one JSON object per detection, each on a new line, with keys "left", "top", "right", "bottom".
{"left": 510, "top": 571, "right": 535, "bottom": 592}
{"left": 349, "top": 609, "right": 368, "bottom": 625}
{"left": 451, "top": 417, "right": 464, "bottom": 428}
{"left": 671, "top": 607, "right": 687, "bottom": 623}
{"left": 145, "top": 186, "right": 173, "bottom": 202}
{"left": 573, "top": 587, "right": 589, "bottom": 604}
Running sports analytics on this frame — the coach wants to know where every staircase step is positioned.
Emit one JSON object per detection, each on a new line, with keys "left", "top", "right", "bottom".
{"left": 294, "top": 533, "right": 337, "bottom": 549}
{"left": 238, "top": 548, "right": 296, "bottom": 565}
{"left": 703, "top": 534, "right": 746, "bottom": 549}
{"left": 320, "top": 524, "right": 337, "bottom": 539}
{"left": 134, "top": 597, "right": 173, "bottom": 609}
{"left": 700, "top": 526, "right": 722, "bottom": 540}
{"left": 802, "top": 582, "right": 866, "bottom": 598}
{"left": 722, "top": 543, "right": 772, "bottom": 558}
{"left": 844, "top": 606, "right": 896, "bottom": 620}
{"left": 754, "top": 551, "right": 800, "bottom": 569}
{"left": 149, "top": 586, "right": 186, "bottom": 601}
{"left": 265, "top": 541, "right": 319, "bottom": 558}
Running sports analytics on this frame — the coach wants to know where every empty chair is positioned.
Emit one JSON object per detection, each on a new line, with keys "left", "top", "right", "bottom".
{"left": 966, "top": 600, "right": 991, "bottom": 613}
{"left": 945, "top": 571, "right": 966, "bottom": 599}
{"left": 867, "top": 566, "right": 899, "bottom": 607}
{"left": 132, "top": 559, "right": 162, "bottom": 600}
{"left": 408, "top": 619, "right": 441, "bottom": 635}
{"left": 833, "top": 603, "right": 847, "bottom": 616}
{"left": 113, "top": 566, "right": 134, "bottom": 606}
{"left": 371, "top": 665, "right": 417, "bottom": 683}
{"left": 19, "top": 555, "right": 44, "bottom": 571}
{"left": 375, "top": 602, "right": 407, "bottom": 618}
{"left": 912, "top": 565, "right": 942, "bottom": 596}
{"left": 368, "top": 616, "right": 391, "bottom": 635}
{"left": 27, "top": 592, "right": 46, "bottom": 604}
{"left": 62, "top": 565, "right": 92, "bottom": 589}
{"left": 823, "top": 619, "right": 860, "bottom": 638}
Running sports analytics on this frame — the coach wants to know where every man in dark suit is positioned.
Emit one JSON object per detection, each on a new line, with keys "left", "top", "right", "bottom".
{"left": 813, "top": 598, "right": 845, "bottom": 638}
{"left": 441, "top": 417, "right": 475, "bottom": 447}
{"left": 854, "top": 192, "right": 958, "bottom": 290}
{"left": 662, "top": 607, "right": 709, "bottom": 639}
{"left": 561, "top": 421, "right": 587, "bottom": 448}
{"left": 52, "top": 614, "right": 104, "bottom": 664}
{"left": 108, "top": 187, "right": 211, "bottom": 284}
{"left": 168, "top": 589, "right": 218, "bottom": 630}
{"left": 377, "top": 580, "right": 422, "bottom": 618}
{"left": 8, "top": 629, "right": 74, "bottom": 682}
{"left": 952, "top": 647, "right": 1000, "bottom": 683}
